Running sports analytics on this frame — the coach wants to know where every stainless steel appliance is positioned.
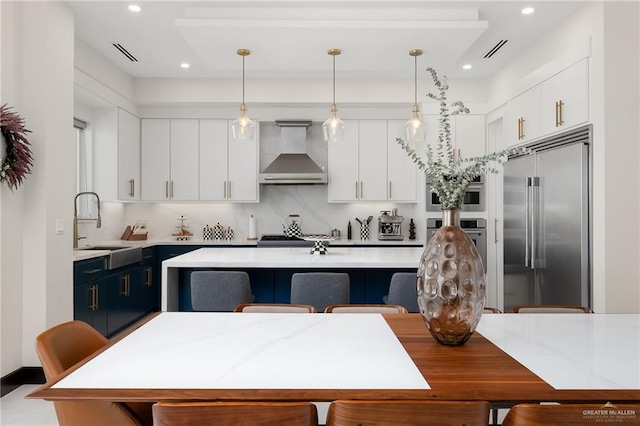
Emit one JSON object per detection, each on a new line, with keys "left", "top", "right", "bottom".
{"left": 378, "top": 209, "right": 404, "bottom": 240}
{"left": 257, "top": 235, "right": 315, "bottom": 247}
{"left": 427, "top": 218, "right": 487, "bottom": 268}
{"left": 426, "top": 175, "right": 485, "bottom": 212}
{"left": 503, "top": 126, "right": 591, "bottom": 313}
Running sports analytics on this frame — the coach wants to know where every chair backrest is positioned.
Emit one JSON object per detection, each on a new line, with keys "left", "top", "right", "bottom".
{"left": 235, "top": 303, "right": 317, "bottom": 313}
{"left": 153, "top": 401, "right": 318, "bottom": 426}
{"left": 483, "top": 306, "right": 502, "bottom": 314}
{"left": 34, "top": 320, "right": 148, "bottom": 426}
{"left": 190, "top": 270, "right": 254, "bottom": 311}
{"left": 502, "top": 403, "right": 640, "bottom": 425}
{"left": 384, "top": 272, "right": 419, "bottom": 313}
{"left": 325, "top": 304, "right": 408, "bottom": 313}
{"left": 326, "top": 400, "right": 490, "bottom": 426}
{"left": 290, "top": 272, "right": 350, "bottom": 313}
{"left": 512, "top": 305, "right": 591, "bottom": 313}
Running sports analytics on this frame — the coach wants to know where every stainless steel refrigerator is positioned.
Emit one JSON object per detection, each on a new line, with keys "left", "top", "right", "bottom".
{"left": 503, "top": 126, "right": 591, "bottom": 313}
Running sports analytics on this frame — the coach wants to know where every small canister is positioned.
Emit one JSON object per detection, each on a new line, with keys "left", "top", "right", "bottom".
{"left": 203, "top": 224, "right": 213, "bottom": 241}
{"left": 213, "top": 222, "right": 224, "bottom": 240}
{"left": 225, "top": 226, "right": 234, "bottom": 241}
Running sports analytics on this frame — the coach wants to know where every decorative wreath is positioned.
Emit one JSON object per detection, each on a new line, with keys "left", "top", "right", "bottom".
{"left": 0, "top": 104, "right": 33, "bottom": 190}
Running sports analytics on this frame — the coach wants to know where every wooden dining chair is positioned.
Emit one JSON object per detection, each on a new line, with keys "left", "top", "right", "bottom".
{"left": 483, "top": 306, "right": 502, "bottom": 313}
{"left": 512, "top": 305, "right": 592, "bottom": 313}
{"left": 152, "top": 401, "right": 318, "bottom": 426}
{"left": 324, "top": 304, "right": 408, "bottom": 313}
{"left": 326, "top": 400, "right": 490, "bottom": 426}
{"left": 35, "top": 320, "right": 152, "bottom": 426}
{"left": 234, "top": 303, "right": 317, "bottom": 313}
{"left": 502, "top": 403, "right": 640, "bottom": 425}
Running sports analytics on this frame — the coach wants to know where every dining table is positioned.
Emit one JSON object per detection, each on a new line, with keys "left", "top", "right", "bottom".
{"left": 27, "top": 312, "right": 640, "bottom": 407}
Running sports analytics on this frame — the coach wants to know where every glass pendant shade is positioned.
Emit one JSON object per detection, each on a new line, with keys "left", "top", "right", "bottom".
{"left": 405, "top": 49, "right": 426, "bottom": 143}
{"left": 322, "top": 104, "right": 345, "bottom": 143}
{"left": 231, "top": 49, "right": 255, "bottom": 142}
{"left": 404, "top": 105, "right": 427, "bottom": 143}
{"left": 323, "top": 48, "right": 343, "bottom": 142}
{"left": 231, "top": 103, "right": 256, "bottom": 141}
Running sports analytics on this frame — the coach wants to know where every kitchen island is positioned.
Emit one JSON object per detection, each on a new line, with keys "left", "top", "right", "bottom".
{"left": 162, "top": 247, "right": 423, "bottom": 311}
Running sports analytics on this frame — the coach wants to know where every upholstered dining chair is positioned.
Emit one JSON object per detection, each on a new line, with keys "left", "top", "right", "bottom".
{"left": 383, "top": 272, "right": 419, "bottom": 313}
{"left": 325, "top": 400, "right": 490, "bottom": 426}
{"left": 501, "top": 403, "right": 640, "bottom": 425}
{"left": 152, "top": 401, "right": 318, "bottom": 426}
{"left": 190, "top": 270, "right": 254, "bottom": 311}
{"left": 290, "top": 272, "right": 350, "bottom": 313}
{"left": 34, "top": 320, "right": 152, "bottom": 426}
{"left": 512, "top": 305, "right": 592, "bottom": 313}
{"left": 234, "top": 303, "right": 317, "bottom": 313}
{"left": 324, "top": 304, "right": 408, "bottom": 313}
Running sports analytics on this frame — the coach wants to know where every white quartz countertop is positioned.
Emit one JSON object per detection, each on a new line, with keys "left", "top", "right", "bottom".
{"left": 163, "top": 247, "right": 424, "bottom": 269}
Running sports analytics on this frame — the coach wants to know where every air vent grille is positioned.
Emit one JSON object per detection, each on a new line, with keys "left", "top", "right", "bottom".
{"left": 112, "top": 43, "right": 138, "bottom": 62}
{"left": 483, "top": 40, "right": 508, "bottom": 59}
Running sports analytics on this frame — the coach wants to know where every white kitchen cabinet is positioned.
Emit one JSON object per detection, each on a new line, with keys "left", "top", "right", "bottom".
{"left": 117, "top": 108, "right": 141, "bottom": 200}
{"left": 169, "top": 119, "right": 199, "bottom": 201}
{"left": 540, "top": 58, "right": 589, "bottom": 136}
{"left": 506, "top": 86, "right": 541, "bottom": 146}
{"left": 328, "top": 120, "right": 387, "bottom": 202}
{"left": 141, "top": 119, "right": 199, "bottom": 201}
{"left": 387, "top": 120, "right": 417, "bottom": 202}
{"left": 455, "top": 115, "right": 486, "bottom": 159}
{"left": 199, "top": 120, "right": 258, "bottom": 202}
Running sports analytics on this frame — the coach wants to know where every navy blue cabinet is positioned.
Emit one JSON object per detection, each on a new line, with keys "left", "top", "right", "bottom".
{"left": 73, "top": 257, "right": 109, "bottom": 336}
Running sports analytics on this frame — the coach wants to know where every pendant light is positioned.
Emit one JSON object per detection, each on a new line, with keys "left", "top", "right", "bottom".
{"left": 404, "top": 49, "right": 427, "bottom": 143}
{"left": 231, "top": 49, "right": 256, "bottom": 142}
{"left": 322, "top": 48, "right": 345, "bottom": 143}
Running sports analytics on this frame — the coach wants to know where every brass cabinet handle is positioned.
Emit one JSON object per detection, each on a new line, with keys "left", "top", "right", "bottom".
{"left": 128, "top": 179, "right": 135, "bottom": 197}
{"left": 165, "top": 181, "right": 169, "bottom": 199}
{"left": 355, "top": 181, "right": 358, "bottom": 199}
{"left": 389, "top": 181, "right": 392, "bottom": 199}
{"left": 122, "top": 274, "right": 131, "bottom": 297}
{"left": 84, "top": 268, "right": 103, "bottom": 275}
{"left": 556, "top": 100, "right": 565, "bottom": 127}
{"left": 89, "top": 285, "right": 96, "bottom": 311}
{"left": 170, "top": 181, "right": 174, "bottom": 199}
{"left": 517, "top": 117, "right": 526, "bottom": 140}
{"left": 145, "top": 267, "right": 152, "bottom": 286}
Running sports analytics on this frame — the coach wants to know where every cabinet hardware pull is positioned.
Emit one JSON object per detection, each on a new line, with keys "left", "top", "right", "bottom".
{"left": 84, "top": 268, "right": 103, "bottom": 275}
{"left": 170, "top": 181, "right": 174, "bottom": 198}
{"left": 165, "top": 181, "right": 169, "bottom": 198}
{"left": 556, "top": 100, "right": 565, "bottom": 127}
{"left": 495, "top": 218, "right": 499, "bottom": 244}
{"left": 89, "top": 285, "right": 96, "bottom": 311}
{"left": 146, "top": 267, "right": 152, "bottom": 286}
{"left": 129, "top": 179, "right": 135, "bottom": 197}
{"left": 122, "top": 275, "right": 128, "bottom": 296}
{"left": 355, "top": 181, "right": 358, "bottom": 199}
{"left": 389, "top": 181, "right": 392, "bottom": 199}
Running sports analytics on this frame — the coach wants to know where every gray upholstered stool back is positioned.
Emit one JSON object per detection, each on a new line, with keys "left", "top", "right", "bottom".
{"left": 190, "top": 271, "right": 254, "bottom": 312}
{"left": 290, "top": 272, "right": 350, "bottom": 313}
{"left": 383, "top": 272, "right": 419, "bottom": 313}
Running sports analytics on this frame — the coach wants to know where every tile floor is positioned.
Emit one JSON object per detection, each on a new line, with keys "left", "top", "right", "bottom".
{"left": 0, "top": 385, "right": 58, "bottom": 426}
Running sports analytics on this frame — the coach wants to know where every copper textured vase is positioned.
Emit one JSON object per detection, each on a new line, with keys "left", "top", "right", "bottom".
{"left": 417, "top": 208, "right": 485, "bottom": 345}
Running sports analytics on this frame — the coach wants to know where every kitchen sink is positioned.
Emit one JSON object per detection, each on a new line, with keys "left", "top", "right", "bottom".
{"left": 77, "top": 245, "right": 142, "bottom": 270}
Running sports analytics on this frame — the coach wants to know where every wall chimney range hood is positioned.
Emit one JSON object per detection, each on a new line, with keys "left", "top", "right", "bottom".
{"left": 259, "top": 120, "right": 327, "bottom": 184}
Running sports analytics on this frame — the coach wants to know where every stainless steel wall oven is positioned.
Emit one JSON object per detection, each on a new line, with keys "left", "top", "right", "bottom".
{"left": 426, "top": 218, "right": 487, "bottom": 269}
{"left": 426, "top": 175, "right": 485, "bottom": 212}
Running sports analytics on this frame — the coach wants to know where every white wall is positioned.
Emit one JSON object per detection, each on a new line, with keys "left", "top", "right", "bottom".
{"left": 1, "top": 0, "right": 75, "bottom": 376}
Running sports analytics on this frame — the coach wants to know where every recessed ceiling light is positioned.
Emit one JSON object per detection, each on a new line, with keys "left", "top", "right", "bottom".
{"left": 128, "top": 4, "right": 141, "bottom": 13}
{"left": 521, "top": 7, "right": 535, "bottom": 15}
{"left": 180, "top": 63, "right": 190, "bottom": 69}
{"left": 462, "top": 64, "right": 472, "bottom": 70}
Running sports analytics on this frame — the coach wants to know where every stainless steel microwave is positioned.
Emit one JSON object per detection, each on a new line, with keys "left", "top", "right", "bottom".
{"left": 426, "top": 175, "right": 485, "bottom": 212}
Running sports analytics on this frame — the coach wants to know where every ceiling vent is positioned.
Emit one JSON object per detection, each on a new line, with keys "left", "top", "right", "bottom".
{"left": 112, "top": 43, "right": 138, "bottom": 62}
{"left": 483, "top": 40, "right": 508, "bottom": 59}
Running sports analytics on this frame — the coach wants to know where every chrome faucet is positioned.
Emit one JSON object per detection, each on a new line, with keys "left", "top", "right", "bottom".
{"left": 73, "top": 191, "right": 102, "bottom": 248}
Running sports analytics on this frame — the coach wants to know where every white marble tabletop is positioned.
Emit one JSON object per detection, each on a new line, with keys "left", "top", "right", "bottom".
{"left": 476, "top": 313, "right": 640, "bottom": 390}
{"left": 53, "top": 312, "right": 430, "bottom": 390}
